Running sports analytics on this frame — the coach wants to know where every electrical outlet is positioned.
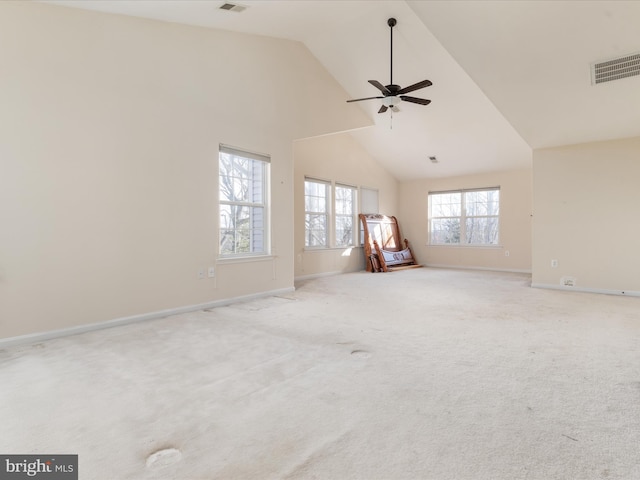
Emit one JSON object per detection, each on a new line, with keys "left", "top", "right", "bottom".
{"left": 198, "top": 268, "right": 205, "bottom": 279}
{"left": 561, "top": 276, "right": 576, "bottom": 287}
{"left": 551, "top": 259, "right": 558, "bottom": 268}
{"left": 504, "top": 250, "right": 510, "bottom": 257}
{"left": 208, "top": 267, "right": 215, "bottom": 278}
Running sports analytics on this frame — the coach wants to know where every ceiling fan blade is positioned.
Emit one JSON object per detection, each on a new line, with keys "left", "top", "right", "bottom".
{"left": 346, "top": 96, "right": 384, "bottom": 103}
{"left": 378, "top": 105, "right": 388, "bottom": 114}
{"left": 400, "top": 95, "right": 431, "bottom": 106}
{"left": 396, "top": 79, "right": 433, "bottom": 95}
{"left": 369, "top": 80, "right": 391, "bottom": 94}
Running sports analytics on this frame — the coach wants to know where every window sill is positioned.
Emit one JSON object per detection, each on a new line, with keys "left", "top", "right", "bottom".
{"left": 217, "top": 254, "right": 276, "bottom": 265}
{"left": 427, "top": 244, "right": 504, "bottom": 249}
{"left": 303, "top": 246, "right": 363, "bottom": 253}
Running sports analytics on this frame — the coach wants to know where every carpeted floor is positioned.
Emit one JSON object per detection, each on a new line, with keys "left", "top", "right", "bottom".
{"left": 1, "top": 268, "right": 639, "bottom": 480}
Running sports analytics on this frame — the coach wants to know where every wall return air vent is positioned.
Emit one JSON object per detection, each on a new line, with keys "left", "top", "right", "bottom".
{"left": 591, "top": 52, "right": 640, "bottom": 85}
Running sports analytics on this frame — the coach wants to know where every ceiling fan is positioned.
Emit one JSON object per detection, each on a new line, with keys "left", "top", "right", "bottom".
{"left": 347, "top": 18, "right": 432, "bottom": 114}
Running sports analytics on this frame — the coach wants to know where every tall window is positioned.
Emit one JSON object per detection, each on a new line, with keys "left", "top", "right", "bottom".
{"left": 304, "top": 179, "right": 330, "bottom": 247}
{"left": 219, "top": 145, "right": 269, "bottom": 256}
{"left": 429, "top": 187, "right": 500, "bottom": 245}
{"left": 335, "top": 184, "right": 357, "bottom": 247}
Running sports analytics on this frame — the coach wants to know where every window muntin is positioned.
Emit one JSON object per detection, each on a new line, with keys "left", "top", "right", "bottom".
{"left": 304, "top": 179, "right": 330, "bottom": 247}
{"left": 429, "top": 188, "right": 500, "bottom": 245}
{"left": 335, "top": 184, "right": 356, "bottom": 247}
{"left": 219, "top": 145, "right": 269, "bottom": 256}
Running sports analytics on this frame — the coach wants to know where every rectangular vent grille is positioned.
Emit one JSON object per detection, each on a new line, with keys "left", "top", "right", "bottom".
{"left": 219, "top": 3, "right": 247, "bottom": 12}
{"left": 592, "top": 53, "right": 640, "bottom": 84}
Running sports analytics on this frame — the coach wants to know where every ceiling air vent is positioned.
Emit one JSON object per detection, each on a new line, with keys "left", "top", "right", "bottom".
{"left": 591, "top": 53, "right": 640, "bottom": 85}
{"left": 219, "top": 2, "right": 247, "bottom": 13}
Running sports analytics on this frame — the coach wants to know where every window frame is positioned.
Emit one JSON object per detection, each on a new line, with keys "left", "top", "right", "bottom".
{"left": 304, "top": 178, "right": 331, "bottom": 249}
{"left": 334, "top": 183, "right": 358, "bottom": 248}
{"left": 428, "top": 187, "right": 501, "bottom": 246}
{"left": 218, "top": 144, "right": 270, "bottom": 258}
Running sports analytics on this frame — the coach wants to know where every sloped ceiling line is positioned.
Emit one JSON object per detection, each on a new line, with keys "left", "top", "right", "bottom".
{"left": 42, "top": 1, "right": 640, "bottom": 178}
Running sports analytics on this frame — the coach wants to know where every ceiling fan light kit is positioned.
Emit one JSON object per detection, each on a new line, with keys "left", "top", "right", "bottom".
{"left": 347, "top": 17, "right": 432, "bottom": 114}
{"left": 383, "top": 96, "right": 401, "bottom": 107}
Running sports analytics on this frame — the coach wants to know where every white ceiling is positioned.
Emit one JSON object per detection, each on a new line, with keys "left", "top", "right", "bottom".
{"left": 44, "top": 0, "right": 640, "bottom": 180}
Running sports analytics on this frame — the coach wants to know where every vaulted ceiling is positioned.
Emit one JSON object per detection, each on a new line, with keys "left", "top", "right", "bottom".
{"left": 44, "top": 0, "right": 640, "bottom": 180}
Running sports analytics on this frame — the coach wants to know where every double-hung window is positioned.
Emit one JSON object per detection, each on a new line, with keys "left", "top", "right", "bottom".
{"left": 219, "top": 145, "right": 269, "bottom": 256}
{"left": 304, "top": 179, "right": 357, "bottom": 248}
{"left": 428, "top": 187, "right": 500, "bottom": 245}
{"left": 335, "top": 184, "right": 357, "bottom": 247}
{"left": 304, "top": 179, "right": 330, "bottom": 247}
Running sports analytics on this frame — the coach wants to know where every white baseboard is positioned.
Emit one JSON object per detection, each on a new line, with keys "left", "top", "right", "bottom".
{"left": 531, "top": 283, "right": 640, "bottom": 297}
{"left": 0, "top": 287, "right": 295, "bottom": 349}
{"left": 425, "top": 264, "right": 532, "bottom": 274}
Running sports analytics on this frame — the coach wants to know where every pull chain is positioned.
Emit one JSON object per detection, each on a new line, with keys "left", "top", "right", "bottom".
{"left": 390, "top": 110, "right": 393, "bottom": 130}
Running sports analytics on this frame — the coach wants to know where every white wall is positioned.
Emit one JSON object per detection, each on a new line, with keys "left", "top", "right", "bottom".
{"left": 294, "top": 132, "right": 398, "bottom": 278}
{"left": 0, "top": 2, "right": 370, "bottom": 339}
{"left": 399, "top": 169, "right": 532, "bottom": 272}
{"left": 532, "top": 136, "right": 640, "bottom": 294}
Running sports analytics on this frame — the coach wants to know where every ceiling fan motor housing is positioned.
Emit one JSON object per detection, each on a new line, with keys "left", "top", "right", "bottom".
{"left": 384, "top": 84, "right": 401, "bottom": 95}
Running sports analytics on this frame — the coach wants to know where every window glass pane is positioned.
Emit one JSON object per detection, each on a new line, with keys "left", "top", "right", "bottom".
{"left": 465, "top": 191, "right": 487, "bottom": 216}
{"left": 305, "top": 195, "right": 320, "bottom": 213}
{"left": 430, "top": 218, "right": 460, "bottom": 244}
{"left": 430, "top": 193, "right": 461, "bottom": 217}
{"left": 304, "top": 181, "right": 316, "bottom": 196}
{"left": 304, "top": 181, "right": 327, "bottom": 213}
{"left": 219, "top": 154, "right": 265, "bottom": 203}
{"left": 335, "top": 216, "right": 353, "bottom": 247}
{"left": 220, "top": 229, "right": 234, "bottom": 255}
{"left": 465, "top": 190, "right": 500, "bottom": 217}
{"left": 305, "top": 213, "right": 327, "bottom": 247}
{"left": 335, "top": 186, "right": 353, "bottom": 215}
{"left": 219, "top": 204, "right": 233, "bottom": 229}
{"left": 465, "top": 216, "right": 499, "bottom": 245}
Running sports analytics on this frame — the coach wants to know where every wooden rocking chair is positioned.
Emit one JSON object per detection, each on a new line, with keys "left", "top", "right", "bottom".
{"left": 359, "top": 213, "right": 421, "bottom": 272}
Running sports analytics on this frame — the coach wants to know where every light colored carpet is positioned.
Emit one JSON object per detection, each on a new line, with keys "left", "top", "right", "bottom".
{"left": 1, "top": 268, "right": 639, "bottom": 480}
